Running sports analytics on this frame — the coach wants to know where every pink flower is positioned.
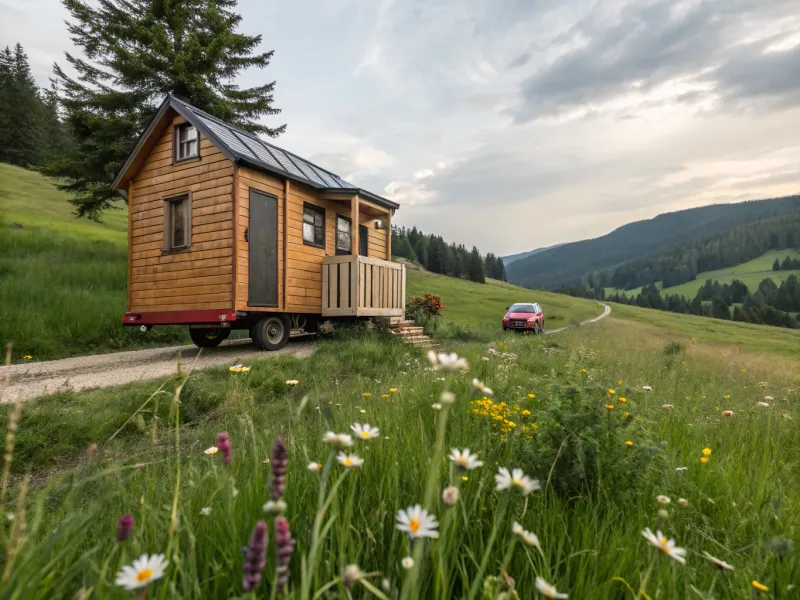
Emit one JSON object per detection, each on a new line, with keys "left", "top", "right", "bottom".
{"left": 242, "top": 521, "right": 268, "bottom": 592}
{"left": 116, "top": 515, "right": 133, "bottom": 542}
{"left": 217, "top": 432, "right": 231, "bottom": 466}
{"left": 270, "top": 437, "right": 288, "bottom": 501}
{"left": 275, "top": 516, "right": 294, "bottom": 592}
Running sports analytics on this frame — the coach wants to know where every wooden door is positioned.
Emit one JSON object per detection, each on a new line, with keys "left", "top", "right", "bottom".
{"left": 248, "top": 189, "right": 278, "bottom": 307}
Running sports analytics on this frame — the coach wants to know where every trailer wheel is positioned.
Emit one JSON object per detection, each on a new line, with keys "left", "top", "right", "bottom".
{"left": 251, "top": 314, "right": 291, "bottom": 351}
{"left": 189, "top": 327, "right": 230, "bottom": 348}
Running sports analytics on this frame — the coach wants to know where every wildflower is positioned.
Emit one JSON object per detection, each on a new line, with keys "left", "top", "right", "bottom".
{"left": 607, "top": 389, "right": 615, "bottom": 396}
{"left": 723, "top": 394, "right": 732, "bottom": 400}
{"left": 535, "top": 577, "right": 568, "bottom": 598}
{"left": 351, "top": 423, "right": 380, "bottom": 440}
{"left": 759, "top": 382, "right": 768, "bottom": 388}
{"left": 204, "top": 446, "right": 218, "bottom": 455}
{"left": 622, "top": 412, "right": 629, "bottom": 418}
{"left": 229, "top": 364, "right": 250, "bottom": 373}
{"left": 242, "top": 521, "right": 268, "bottom": 592}
{"left": 700, "top": 457, "right": 709, "bottom": 464}
{"left": 702, "top": 552, "right": 733, "bottom": 571}
{"left": 396, "top": 505, "right": 439, "bottom": 539}
{"left": 462, "top": 475, "right": 469, "bottom": 482}
{"left": 563, "top": 364, "right": 569, "bottom": 368}
{"left": 263, "top": 499, "right": 288, "bottom": 514}
{"left": 702, "top": 448, "right": 712, "bottom": 456}
{"left": 625, "top": 440, "right": 633, "bottom": 447}
{"left": 342, "top": 564, "right": 362, "bottom": 589}
{"left": 285, "top": 380, "right": 299, "bottom": 386}
{"left": 658, "top": 509, "right": 670, "bottom": 521}
{"left": 200, "top": 506, "right": 212, "bottom": 516}
{"left": 401, "top": 556, "right": 414, "bottom": 569}
{"left": 307, "top": 462, "right": 322, "bottom": 472}
{"left": 764, "top": 395, "right": 774, "bottom": 401}
{"left": 758, "top": 402, "right": 770, "bottom": 407}
{"left": 604, "top": 404, "right": 614, "bottom": 410}
{"left": 359, "top": 409, "right": 366, "bottom": 414}
{"left": 641, "top": 528, "right": 686, "bottom": 564}
{"left": 512, "top": 522, "right": 540, "bottom": 548}
{"left": 678, "top": 498, "right": 689, "bottom": 507}
{"left": 528, "top": 393, "right": 536, "bottom": 399}
{"left": 440, "top": 391, "right": 456, "bottom": 405}
{"left": 495, "top": 467, "right": 541, "bottom": 496}
{"left": 116, "top": 515, "right": 134, "bottom": 542}
{"left": 362, "top": 392, "right": 372, "bottom": 398}
{"left": 382, "top": 394, "right": 389, "bottom": 398}
{"left": 442, "top": 486, "right": 459, "bottom": 506}
{"left": 427, "top": 351, "right": 469, "bottom": 371}
{"left": 337, "top": 452, "right": 363, "bottom": 468}
{"left": 642, "top": 385, "right": 652, "bottom": 391}
{"left": 269, "top": 437, "right": 288, "bottom": 502}
{"left": 381, "top": 578, "right": 391, "bottom": 592}
{"left": 449, "top": 448, "right": 484, "bottom": 470}
{"left": 115, "top": 554, "right": 169, "bottom": 590}
{"left": 23, "top": 355, "right": 32, "bottom": 360}
{"left": 579, "top": 368, "right": 587, "bottom": 374}
{"left": 656, "top": 495, "right": 671, "bottom": 504}
{"left": 431, "top": 403, "right": 442, "bottom": 411}
{"left": 323, "top": 432, "right": 353, "bottom": 449}
{"left": 275, "top": 516, "right": 294, "bottom": 592}
{"left": 618, "top": 397, "right": 627, "bottom": 403}
{"left": 752, "top": 580, "right": 768, "bottom": 592}
{"left": 389, "top": 388, "right": 398, "bottom": 393}
{"left": 521, "top": 409, "right": 531, "bottom": 416}
{"left": 217, "top": 432, "right": 231, "bottom": 466}
{"left": 662, "top": 404, "right": 674, "bottom": 409}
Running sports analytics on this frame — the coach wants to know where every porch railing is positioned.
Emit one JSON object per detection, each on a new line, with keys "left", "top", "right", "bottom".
{"left": 321, "top": 255, "right": 405, "bottom": 317}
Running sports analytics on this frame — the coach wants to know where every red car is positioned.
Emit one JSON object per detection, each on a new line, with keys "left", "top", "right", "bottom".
{"left": 503, "top": 303, "right": 544, "bottom": 333}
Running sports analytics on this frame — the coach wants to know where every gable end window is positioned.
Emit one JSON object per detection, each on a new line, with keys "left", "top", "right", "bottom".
{"left": 174, "top": 123, "right": 200, "bottom": 162}
{"left": 163, "top": 192, "right": 192, "bottom": 251}
{"left": 302, "top": 203, "right": 325, "bottom": 248}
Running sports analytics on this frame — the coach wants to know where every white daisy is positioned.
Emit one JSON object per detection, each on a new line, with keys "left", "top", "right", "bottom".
{"left": 472, "top": 378, "right": 493, "bottom": 396}
{"left": 307, "top": 461, "right": 322, "bottom": 472}
{"left": 204, "top": 446, "right": 218, "bottom": 455}
{"left": 427, "top": 351, "right": 469, "bottom": 372}
{"left": 431, "top": 403, "right": 443, "bottom": 411}
{"left": 757, "top": 401, "right": 770, "bottom": 407}
{"left": 495, "top": 467, "right": 541, "bottom": 496}
{"left": 449, "top": 448, "right": 484, "bottom": 471}
{"left": 702, "top": 551, "right": 734, "bottom": 571}
{"left": 323, "top": 432, "right": 353, "bottom": 449}
{"left": 642, "top": 385, "right": 653, "bottom": 392}
{"left": 535, "top": 576, "right": 568, "bottom": 598}
{"left": 115, "top": 554, "right": 169, "bottom": 590}
{"left": 662, "top": 404, "right": 674, "bottom": 409}
{"left": 401, "top": 556, "right": 414, "bottom": 569}
{"left": 440, "top": 391, "right": 456, "bottom": 405}
{"left": 764, "top": 396, "right": 774, "bottom": 401}
{"left": 351, "top": 423, "right": 380, "bottom": 440}
{"left": 677, "top": 498, "right": 688, "bottom": 507}
{"left": 285, "top": 379, "right": 299, "bottom": 386}
{"left": 396, "top": 504, "right": 439, "bottom": 539}
{"left": 641, "top": 528, "right": 686, "bottom": 564}
{"left": 675, "top": 467, "right": 688, "bottom": 473}
{"left": 200, "top": 506, "right": 212, "bottom": 516}
{"left": 511, "top": 521, "right": 540, "bottom": 548}
{"left": 337, "top": 452, "right": 363, "bottom": 468}
{"left": 656, "top": 495, "right": 671, "bottom": 504}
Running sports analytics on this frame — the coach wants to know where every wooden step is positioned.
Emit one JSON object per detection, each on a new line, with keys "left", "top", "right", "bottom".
{"left": 395, "top": 327, "right": 424, "bottom": 335}
{"left": 389, "top": 319, "right": 415, "bottom": 328}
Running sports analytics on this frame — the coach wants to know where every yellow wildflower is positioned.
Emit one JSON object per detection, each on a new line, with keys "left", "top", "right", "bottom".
{"left": 521, "top": 410, "right": 531, "bottom": 416}
{"left": 702, "top": 448, "right": 712, "bottom": 456}
{"left": 362, "top": 393, "right": 372, "bottom": 398}
{"left": 622, "top": 412, "right": 629, "bottom": 418}
{"left": 625, "top": 440, "right": 633, "bottom": 447}
{"left": 618, "top": 397, "right": 627, "bottom": 403}
{"left": 462, "top": 476, "right": 468, "bottom": 482}
{"left": 605, "top": 404, "right": 614, "bottom": 410}
{"left": 579, "top": 368, "right": 587, "bottom": 374}
{"left": 382, "top": 394, "right": 389, "bottom": 399}
{"left": 700, "top": 457, "right": 709, "bottom": 464}
{"left": 752, "top": 581, "right": 768, "bottom": 592}
{"left": 608, "top": 389, "right": 616, "bottom": 396}
{"left": 389, "top": 388, "right": 398, "bottom": 393}
{"left": 527, "top": 393, "right": 535, "bottom": 399}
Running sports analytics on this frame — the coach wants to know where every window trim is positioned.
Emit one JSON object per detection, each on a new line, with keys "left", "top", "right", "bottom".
{"left": 173, "top": 122, "right": 201, "bottom": 165}
{"left": 162, "top": 191, "right": 192, "bottom": 253}
{"left": 301, "top": 202, "right": 326, "bottom": 249}
{"left": 335, "top": 214, "right": 352, "bottom": 256}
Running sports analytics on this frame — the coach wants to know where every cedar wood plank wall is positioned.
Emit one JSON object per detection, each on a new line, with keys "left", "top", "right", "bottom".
{"left": 236, "top": 166, "right": 388, "bottom": 314}
{"left": 129, "top": 115, "right": 234, "bottom": 311}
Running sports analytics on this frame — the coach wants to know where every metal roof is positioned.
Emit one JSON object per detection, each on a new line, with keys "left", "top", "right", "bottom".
{"left": 116, "top": 95, "right": 398, "bottom": 210}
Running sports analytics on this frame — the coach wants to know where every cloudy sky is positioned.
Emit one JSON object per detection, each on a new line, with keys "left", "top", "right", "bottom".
{"left": 2, "top": 0, "right": 799, "bottom": 255}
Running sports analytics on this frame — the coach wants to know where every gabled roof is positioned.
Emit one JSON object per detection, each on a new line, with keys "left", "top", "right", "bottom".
{"left": 112, "top": 95, "right": 399, "bottom": 211}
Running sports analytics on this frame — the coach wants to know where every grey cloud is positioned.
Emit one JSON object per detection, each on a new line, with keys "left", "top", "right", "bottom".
{"left": 715, "top": 45, "right": 800, "bottom": 107}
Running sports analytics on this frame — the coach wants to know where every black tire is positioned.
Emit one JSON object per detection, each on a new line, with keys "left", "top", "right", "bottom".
{"left": 540, "top": 319, "right": 545, "bottom": 333}
{"left": 251, "top": 314, "right": 291, "bottom": 351}
{"left": 189, "top": 327, "right": 230, "bottom": 348}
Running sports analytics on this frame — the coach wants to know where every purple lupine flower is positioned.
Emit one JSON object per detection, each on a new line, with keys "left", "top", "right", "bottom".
{"left": 217, "top": 432, "right": 231, "bottom": 466}
{"left": 116, "top": 515, "right": 134, "bottom": 542}
{"left": 270, "top": 437, "right": 288, "bottom": 501}
{"left": 275, "top": 516, "right": 294, "bottom": 593}
{"left": 243, "top": 521, "right": 268, "bottom": 592}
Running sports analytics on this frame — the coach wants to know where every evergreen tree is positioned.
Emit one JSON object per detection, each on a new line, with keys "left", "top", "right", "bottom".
{"left": 710, "top": 297, "right": 731, "bottom": 320}
{"left": 467, "top": 247, "right": 485, "bottom": 283}
{"left": 0, "top": 44, "right": 43, "bottom": 166}
{"left": 45, "top": 0, "right": 285, "bottom": 219}
{"left": 773, "top": 258, "right": 781, "bottom": 271}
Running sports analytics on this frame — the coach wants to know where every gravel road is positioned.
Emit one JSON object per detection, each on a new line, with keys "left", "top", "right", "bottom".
{"left": 1, "top": 339, "right": 315, "bottom": 404}
{"left": 1, "top": 303, "right": 610, "bottom": 404}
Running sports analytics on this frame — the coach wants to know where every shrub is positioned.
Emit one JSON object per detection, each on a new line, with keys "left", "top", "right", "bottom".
{"left": 406, "top": 293, "right": 445, "bottom": 324}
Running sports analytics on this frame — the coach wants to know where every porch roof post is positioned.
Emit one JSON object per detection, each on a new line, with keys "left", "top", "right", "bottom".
{"left": 351, "top": 194, "right": 359, "bottom": 255}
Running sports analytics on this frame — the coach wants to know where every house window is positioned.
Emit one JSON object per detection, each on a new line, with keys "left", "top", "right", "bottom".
{"left": 164, "top": 192, "right": 192, "bottom": 251}
{"left": 174, "top": 123, "right": 199, "bottom": 162}
{"left": 359, "top": 224, "right": 368, "bottom": 257}
{"left": 302, "top": 203, "right": 325, "bottom": 248}
{"left": 335, "top": 215, "right": 351, "bottom": 255}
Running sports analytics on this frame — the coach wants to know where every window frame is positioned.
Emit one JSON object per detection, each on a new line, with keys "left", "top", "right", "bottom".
{"left": 335, "top": 214, "right": 352, "bottom": 256}
{"left": 173, "top": 122, "right": 201, "bottom": 164}
{"left": 358, "top": 224, "right": 368, "bottom": 257}
{"left": 163, "top": 191, "right": 192, "bottom": 253}
{"left": 301, "top": 202, "right": 326, "bottom": 249}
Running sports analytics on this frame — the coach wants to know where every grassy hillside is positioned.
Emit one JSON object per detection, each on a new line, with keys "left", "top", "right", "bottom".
{"left": 608, "top": 249, "right": 800, "bottom": 298}
{"left": 507, "top": 195, "right": 800, "bottom": 289}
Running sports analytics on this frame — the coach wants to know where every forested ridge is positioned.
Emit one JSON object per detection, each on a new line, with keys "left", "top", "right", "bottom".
{"left": 506, "top": 196, "right": 800, "bottom": 289}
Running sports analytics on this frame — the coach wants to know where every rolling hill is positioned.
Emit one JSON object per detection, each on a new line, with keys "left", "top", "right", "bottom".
{"left": 506, "top": 196, "right": 800, "bottom": 289}
{"left": 501, "top": 243, "right": 564, "bottom": 265}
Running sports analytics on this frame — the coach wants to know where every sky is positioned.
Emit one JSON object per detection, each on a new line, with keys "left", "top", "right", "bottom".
{"left": 2, "top": 0, "right": 799, "bottom": 256}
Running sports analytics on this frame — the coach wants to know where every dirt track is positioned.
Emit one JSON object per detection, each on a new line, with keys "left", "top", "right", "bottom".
{"left": 1, "top": 303, "right": 610, "bottom": 404}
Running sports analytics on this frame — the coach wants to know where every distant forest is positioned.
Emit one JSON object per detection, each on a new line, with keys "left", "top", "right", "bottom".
{"left": 391, "top": 226, "right": 507, "bottom": 284}
{"left": 589, "top": 214, "right": 800, "bottom": 291}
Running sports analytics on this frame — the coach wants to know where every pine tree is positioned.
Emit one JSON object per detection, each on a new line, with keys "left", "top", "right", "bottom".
{"left": 467, "top": 247, "right": 485, "bottom": 284}
{"left": 45, "top": 0, "right": 285, "bottom": 219}
{"left": 0, "top": 46, "right": 12, "bottom": 163}
{"left": 773, "top": 258, "right": 781, "bottom": 271}
{"left": 1, "top": 44, "right": 43, "bottom": 167}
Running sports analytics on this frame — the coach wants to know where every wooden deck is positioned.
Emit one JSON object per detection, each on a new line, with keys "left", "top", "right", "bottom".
{"left": 321, "top": 256, "right": 405, "bottom": 317}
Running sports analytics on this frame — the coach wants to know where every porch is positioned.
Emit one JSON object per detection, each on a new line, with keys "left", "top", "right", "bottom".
{"left": 321, "top": 255, "right": 406, "bottom": 317}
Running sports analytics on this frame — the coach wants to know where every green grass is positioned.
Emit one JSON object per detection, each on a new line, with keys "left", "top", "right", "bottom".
{"left": 608, "top": 249, "right": 800, "bottom": 298}
{"left": 2, "top": 319, "right": 799, "bottom": 598}
{"left": 0, "top": 163, "right": 189, "bottom": 361}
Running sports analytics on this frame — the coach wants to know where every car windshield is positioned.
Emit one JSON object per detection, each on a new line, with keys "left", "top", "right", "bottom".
{"left": 508, "top": 304, "right": 538, "bottom": 313}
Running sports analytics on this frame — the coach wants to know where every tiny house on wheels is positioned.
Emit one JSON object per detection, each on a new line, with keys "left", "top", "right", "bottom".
{"left": 113, "top": 95, "right": 405, "bottom": 350}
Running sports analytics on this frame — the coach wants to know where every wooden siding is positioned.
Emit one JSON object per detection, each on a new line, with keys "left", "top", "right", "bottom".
{"left": 129, "top": 114, "right": 235, "bottom": 311}
{"left": 235, "top": 166, "right": 389, "bottom": 314}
